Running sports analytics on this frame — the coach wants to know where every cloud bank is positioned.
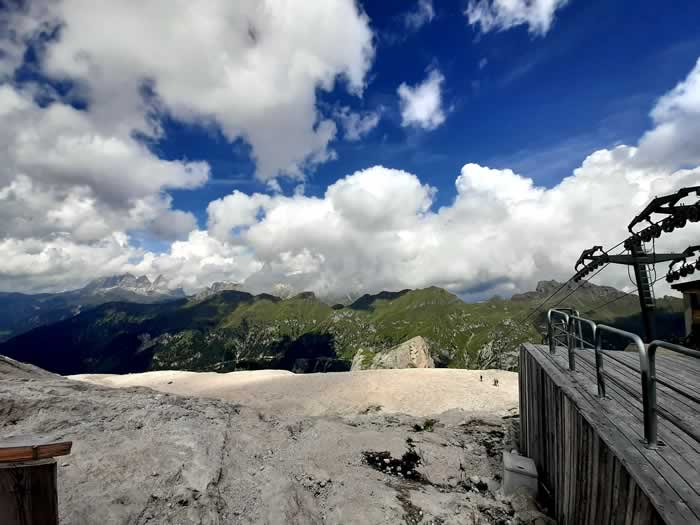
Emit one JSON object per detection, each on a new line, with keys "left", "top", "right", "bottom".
{"left": 1, "top": 2, "right": 699, "bottom": 302}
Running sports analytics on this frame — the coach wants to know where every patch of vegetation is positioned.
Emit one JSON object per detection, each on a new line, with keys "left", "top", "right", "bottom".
{"left": 396, "top": 488, "right": 425, "bottom": 525}
{"left": 460, "top": 420, "right": 507, "bottom": 458}
{"left": 362, "top": 438, "right": 424, "bottom": 481}
{"left": 412, "top": 418, "right": 438, "bottom": 432}
{"left": 462, "top": 477, "right": 489, "bottom": 493}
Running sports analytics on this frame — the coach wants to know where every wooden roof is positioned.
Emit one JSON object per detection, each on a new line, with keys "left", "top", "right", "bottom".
{"left": 671, "top": 279, "right": 700, "bottom": 293}
{"left": 0, "top": 435, "right": 72, "bottom": 463}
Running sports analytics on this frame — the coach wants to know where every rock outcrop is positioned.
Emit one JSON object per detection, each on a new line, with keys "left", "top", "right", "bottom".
{"left": 351, "top": 336, "right": 435, "bottom": 371}
{"left": 83, "top": 273, "right": 185, "bottom": 299}
{"left": 193, "top": 281, "right": 242, "bottom": 301}
{"left": 0, "top": 355, "right": 528, "bottom": 525}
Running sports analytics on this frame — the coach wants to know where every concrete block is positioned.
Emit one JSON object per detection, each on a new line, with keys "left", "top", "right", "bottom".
{"left": 502, "top": 451, "right": 537, "bottom": 497}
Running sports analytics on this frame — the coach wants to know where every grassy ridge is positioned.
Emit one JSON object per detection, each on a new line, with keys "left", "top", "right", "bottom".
{"left": 0, "top": 283, "right": 683, "bottom": 375}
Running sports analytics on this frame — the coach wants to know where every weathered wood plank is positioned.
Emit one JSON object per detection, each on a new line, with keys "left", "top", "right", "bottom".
{"left": 520, "top": 344, "right": 695, "bottom": 524}
{"left": 655, "top": 351, "right": 700, "bottom": 375}
{"left": 544, "top": 344, "right": 700, "bottom": 512}
{"left": 573, "top": 355, "right": 700, "bottom": 515}
{"left": 549, "top": 350, "right": 700, "bottom": 522}
{"left": 599, "top": 351, "right": 700, "bottom": 414}
{"left": 577, "top": 350, "right": 700, "bottom": 440}
{"left": 577, "top": 351, "right": 700, "bottom": 459}
{"left": 0, "top": 459, "right": 58, "bottom": 525}
{"left": 601, "top": 350, "right": 700, "bottom": 401}
{"left": 0, "top": 439, "right": 72, "bottom": 464}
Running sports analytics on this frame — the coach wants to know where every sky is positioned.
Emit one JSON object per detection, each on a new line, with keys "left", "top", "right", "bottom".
{"left": 0, "top": 0, "right": 699, "bottom": 301}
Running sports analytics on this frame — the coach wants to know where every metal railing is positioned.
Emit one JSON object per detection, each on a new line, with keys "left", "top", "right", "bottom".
{"left": 594, "top": 324, "right": 645, "bottom": 399}
{"left": 567, "top": 315, "right": 596, "bottom": 371}
{"left": 644, "top": 340, "right": 700, "bottom": 447}
{"left": 547, "top": 308, "right": 571, "bottom": 354}
{"left": 546, "top": 309, "right": 700, "bottom": 449}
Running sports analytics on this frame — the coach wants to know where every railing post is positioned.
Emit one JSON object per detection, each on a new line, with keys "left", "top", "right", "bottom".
{"left": 567, "top": 318, "right": 576, "bottom": 371}
{"left": 594, "top": 329, "right": 606, "bottom": 398}
{"left": 566, "top": 316, "right": 597, "bottom": 372}
{"left": 547, "top": 309, "right": 570, "bottom": 355}
{"left": 547, "top": 310, "right": 555, "bottom": 354}
{"left": 640, "top": 342, "right": 657, "bottom": 448}
{"left": 597, "top": 325, "right": 651, "bottom": 445}
{"left": 642, "top": 340, "right": 700, "bottom": 449}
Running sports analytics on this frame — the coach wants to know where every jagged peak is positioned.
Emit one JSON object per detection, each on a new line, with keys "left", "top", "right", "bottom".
{"left": 193, "top": 281, "right": 242, "bottom": 301}
{"left": 290, "top": 291, "right": 317, "bottom": 301}
{"left": 84, "top": 273, "right": 142, "bottom": 290}
{"left": 80, "top": 274, "right": 183, "bottom": 298}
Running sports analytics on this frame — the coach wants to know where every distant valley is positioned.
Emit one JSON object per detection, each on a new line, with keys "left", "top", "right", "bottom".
{"left": 0, "top": 276, "right": 684, "bottom": 375}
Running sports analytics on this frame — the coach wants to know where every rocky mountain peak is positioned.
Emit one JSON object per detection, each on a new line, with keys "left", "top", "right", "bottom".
{"left": 193, "top": 281, "right": 242, "bottom": 301}
{"left": 292, "top": 291, "right": 317, "bottom": 301}
{"left": 512, "top": 280, "right": 626, "bottom": 303}
{"left": 82, "top": 274, "right": 183, "bottom": 298}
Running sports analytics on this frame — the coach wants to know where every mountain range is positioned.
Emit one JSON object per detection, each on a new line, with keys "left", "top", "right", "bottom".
{"left": 0, "top": 274, "right": 185, "bottom": 342}
{"left": 0, "top": 277, "right": 684, "bottom": 375}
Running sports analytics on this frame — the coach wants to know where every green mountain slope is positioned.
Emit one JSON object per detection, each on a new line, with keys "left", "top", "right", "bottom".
{"left": 0, "top": 281, "right": 684, "bottom": 375}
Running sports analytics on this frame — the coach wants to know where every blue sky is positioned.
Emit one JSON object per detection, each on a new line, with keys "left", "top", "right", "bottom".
{"left": 1, "top": 0, "right": 699, "bottom": 298}
{"left": 156, "top": 0, "right": 700, "bottom": 220}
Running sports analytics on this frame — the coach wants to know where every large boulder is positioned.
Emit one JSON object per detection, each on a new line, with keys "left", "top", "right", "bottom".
{"left": 351, "top": 336, "right": 435, "bottom": 371}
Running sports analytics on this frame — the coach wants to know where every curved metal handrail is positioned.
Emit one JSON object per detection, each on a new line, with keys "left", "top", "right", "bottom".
{"left": 544, "top": 311, "right": 700, "bottom": 449}
{"left": 642, "top": 340, "right": 700, "bottom": 447}
{"left": 566, "top": 316, "right": 597, "bottom": 371}
{"left": 547, "top": 309, "right": 570, "bottom": 355}
{"left": 594, "top": 324, "right": 645, "bottom": 400}
{"left": 596, "top": 325, "right": 664, "bottom": 447}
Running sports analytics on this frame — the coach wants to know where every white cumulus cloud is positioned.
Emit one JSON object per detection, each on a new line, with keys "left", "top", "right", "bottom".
{"left": 404, "top": 0, "right": 435, "bottom": 30}
{"left": 2, "top": 8, "right": 700, "bottom": 303}
{"left": 635, "top": 57, "right": 700, "bottom": 170}
{"left": 29, "top": 0, "right": 374, "bottom": 183}
{"left": 335, "top": 107, "right": 381, "bottom": 141}
{"left": 398, "top": 69, "right": 446, "bottom": 131}
{"left": 189, "top": 155, "right": 696, "bottom": 301}
{"left": 466, "top": 0, "right": 570, "bottom": 36}
{"left": 0, "top": 85, "right": 205, "bottom": 242}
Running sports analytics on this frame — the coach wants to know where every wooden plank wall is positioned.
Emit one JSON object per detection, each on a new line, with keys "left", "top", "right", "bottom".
{"left": 519, "top": 346, "right": 664, "bottom": 525}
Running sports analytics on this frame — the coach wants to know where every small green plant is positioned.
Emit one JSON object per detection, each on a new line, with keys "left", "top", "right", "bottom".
{"left": 412, "top": 418, "right": 437, "bottom": 432}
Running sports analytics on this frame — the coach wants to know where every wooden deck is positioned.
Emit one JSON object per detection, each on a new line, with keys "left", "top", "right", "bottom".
{"left": 520, "top": 343, "right": 700, "bottom": 525}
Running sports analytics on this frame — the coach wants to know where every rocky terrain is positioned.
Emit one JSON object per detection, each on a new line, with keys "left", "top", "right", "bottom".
{"left": 0, "top": 355, "right": 553, "bottom": 524}
{"left": 194, "top": 281, "right": 243, "bottom": 301}
{"left": 351, "top": 336, "right": 435, "bottom": 370}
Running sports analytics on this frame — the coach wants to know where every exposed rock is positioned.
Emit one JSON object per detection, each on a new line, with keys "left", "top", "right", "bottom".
{"left": 193, "top": 281, "right": 242, "bottom": 301}
{"left": 0, "top": 355, "right": 535, "bottom": 524}
{"left": 351, "top": 336, "right": 435, "bottom": 371}
{"left": 511, "top": 279, "right": 625, "bottom": 304}
{"left": 83, "top": 273, "right": 184, "bottom": 299}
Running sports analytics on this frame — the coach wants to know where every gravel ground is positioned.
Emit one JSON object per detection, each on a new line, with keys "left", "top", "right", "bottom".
{"left": 1, "top": 357, "right": 552, "bottom": 524}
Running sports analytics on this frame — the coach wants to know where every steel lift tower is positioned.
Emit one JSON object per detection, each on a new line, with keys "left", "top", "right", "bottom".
{"left": 573, "top": 186, "right": 700, "bottom": 342}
